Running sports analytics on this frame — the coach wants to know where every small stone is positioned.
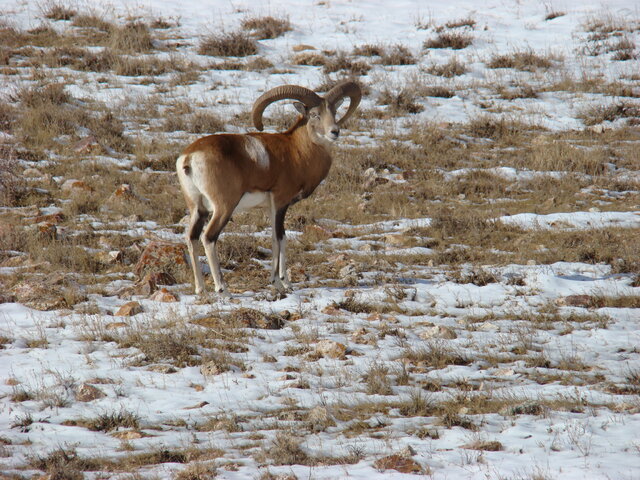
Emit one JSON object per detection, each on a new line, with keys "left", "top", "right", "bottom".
{"left": 23, "top": 167, "right": 43, "bottom": 177}
{"left": 374, "top": 454, "right": 423, "bottom": 474}
{"left": 61, "top": 179, "right": 93, "bottom": 193}
{"left": 339, "top": 263, "right": 357, "bottom": 277}
{"left": 149, "top": 288, "right": 178, "bottom": 302}
{"left": 23, "top": 212, "right": 65, "bottom": 225}
{"left": 420, "top": 325, "right": 457, "bottom": 340}
{"left": 399, "top": 445, "right": 417, "bottom": 457}
{"left": 384, "top": 234, "right": 412, "bottom": 248}
{"left": 307, "top": 406, "right": 335, "bottom": 431}
{"left": 478, "top": 322, "right": 498, "bottom": 331}
{"left": 556, "top": 295, "right": 593, "bottom": 308}
{"left": 73, "top": 135, "right": 100, "bottom": 154}
{"left": 75, "top": 383, "right": 106, "bottom": 402}
{"left": 115, "top": 301, "right": 142, "bottom": 316}
{"left": 11, "top": 281, "right": 67, "bottom": 311}
{"left": 200, "top": 361, "right": 229, "bottom": 376}
{"left": 148, "top": 364, "right": 177, "bottom": 374}
{"left": 315, "top": 339, "right": 347, "bottom": 359}
{"left": 133, "top": 241, "right": 188, "bottom": 278}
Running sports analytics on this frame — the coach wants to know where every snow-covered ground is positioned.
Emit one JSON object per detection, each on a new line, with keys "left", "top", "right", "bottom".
{"left": 1, "top": 0, "right": 640, "bottom": 479}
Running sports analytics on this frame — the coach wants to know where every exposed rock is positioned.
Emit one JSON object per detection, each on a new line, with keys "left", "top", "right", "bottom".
{"left": 307, "top": 405, "right": 335, "bottom": 431}
{"left": 200, "top": 361, "right": 229, "bottom": 376}
{"left": 23, "top": 212, "right": 65, "bottom": 225}
{"left": 133, "top": 241, "right": 188, "bottom": 278}
{"left": 384, "top": 234, "right": 413, "bottom": 248}
{"left": 73, "top": 135, "right": 101, "bottom": 154}
{"left": 339, "top": 263, "right": 357, "bottom": 278}
{"left": 11, "top": 281, "right": 67, "bottom": 311}
{"left": 115, "top": 301, "right": 143, "bottom": 316}
{"left": 374, "top": 454, "right": 423, "bottom": 474}
{"left": 149, "top": 287, "right": 178, "bottom": 302}
{"left": 363, "top": 167, "right": 391, "bottom": 188}
{"left": 230, "top": 308, "right": 285, "bottom": 329}
{"left": 75, "top": 383, "right": 106, "bottom": 402}
{"left": 107, "top": 183, "right": 141, "bottom": 204}
{"left": 147, "top": 364, "right": 177, "bottom": 374}
{"left": 36, "top": 222, "right": 57, "bottom": 240}
{"left": 556, "top": 295, "right": 594, "bottom": 308}
{"left": 420, "top": 325, "right": 457, "bottom": 340}
{"left": 23, "top": 167, "right": 43, "bottom": 177}
{"left": 315, "top": 339, "right": 347, "bottom": 359}
{"left": 321, "top": 305, "right": 341, "bottom": 316}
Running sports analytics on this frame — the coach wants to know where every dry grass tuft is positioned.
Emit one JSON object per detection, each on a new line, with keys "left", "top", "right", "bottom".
{"left": 424, "top": 31, "right": 473, "bottom": 50}
{"left": 403, "top": 341, "right": 471, "bottom": 369}
{"left": 488, "top": 49, "right": 557, "bottom": 71}
{"left": 322, "top": 51, "right": 371, "bottom": 76}
{"left": 241, "top": 15, "right": 292, "bottom": 39}
{"left": 108, "top": 21, "right": 154, "bottom": 53}
{"left": 0, "top": 143, "right": 23, "bottom": 206}
{"left": 424, "top": 57, "right": 467, "bottom": 77}
{"left": 266, "top": 431, "right": 309, "bottom": 465}
{"left": 42, "top": 2, "right": 77, "bottom": 21}
{"left": 378, "top": 87, "right": 424, "bottom": 114}
{"left": 379, "top": 44, "right": 416, "bottom": 65}
{"left": 578, "top": 101, "right": 640, "bottom": 125}
{"left": 198, "top": 31, "right": 258, "bottom": 57}
{"left": 28, "top": 446, "right": 101, "bottom": 479}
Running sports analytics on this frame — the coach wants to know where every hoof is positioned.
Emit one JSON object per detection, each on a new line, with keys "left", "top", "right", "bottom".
{"left": 216, "top": 288, "right": 231, "bottom": 298}
{"left": 272, "top": 278, "right": 293, "bottom": 292}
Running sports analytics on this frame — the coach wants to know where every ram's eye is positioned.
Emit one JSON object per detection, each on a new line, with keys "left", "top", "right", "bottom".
{"left": 310, "top": 112, "right": 320, "bottom": 119}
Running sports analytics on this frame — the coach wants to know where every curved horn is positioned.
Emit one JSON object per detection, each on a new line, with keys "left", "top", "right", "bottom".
{"left": 252, "top": 85, "right": 321, "bottom": 131}
{"left": 324, "top": 81, "right": 362, "bottom": 126}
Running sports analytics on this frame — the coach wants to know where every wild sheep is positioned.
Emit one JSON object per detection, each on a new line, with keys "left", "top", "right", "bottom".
{"left": 176, "top": 81, "right": 362, "bottom": 295}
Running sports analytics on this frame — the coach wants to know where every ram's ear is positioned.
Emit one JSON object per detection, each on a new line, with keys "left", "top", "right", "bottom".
{"left": 293, "top": 101, "right": 308, "bottom": 115}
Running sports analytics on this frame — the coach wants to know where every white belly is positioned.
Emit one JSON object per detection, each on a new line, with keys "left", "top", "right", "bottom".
{"left": 233, "top": 192, "right": 270, "bottom": 215}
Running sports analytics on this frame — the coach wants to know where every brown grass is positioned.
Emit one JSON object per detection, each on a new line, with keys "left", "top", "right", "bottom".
{"left": 424, "top": 57, "right": 467, "bottom": 77}
{"left": 241, "top": 15, "right": 291, "bottom": 39}
{"left": 379, "top": 44, "right": 416, "bottom": 65}
{"left": 488, "top": 50, "right": 557, "bottom": 71}
{"left": 578, "top": 101, "right": 640, "bottom": 125}
{"left": 378, "top": 87, "right": 424, "bottom": 114}
{"left": 108, "top": 22, "right": 154, "bottom": 53}
{"left": 424, "top": 31, "right": 473, "bottom": 50}
{"left": 42, "top": 2, "right": 77, "bottom": 21}
{"left": 322, "top": 51, "right": 371, "bottom": 76}
{"left": 198, "top": 31, "right": 258, "bottom": 57}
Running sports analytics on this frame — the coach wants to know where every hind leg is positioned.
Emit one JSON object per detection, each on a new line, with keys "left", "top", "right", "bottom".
{"left": 201, "top": 204, "right": 235, "bottom": 295}
{"left": 186, "top": 209, "right": 207, "bottom": 294}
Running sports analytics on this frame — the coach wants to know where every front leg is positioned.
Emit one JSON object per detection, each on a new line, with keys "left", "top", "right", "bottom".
{"left": 270, "top": 202, "right": 291, "bottom": 291}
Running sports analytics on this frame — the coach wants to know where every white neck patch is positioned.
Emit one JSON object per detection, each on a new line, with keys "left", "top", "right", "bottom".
{"left": 244, "top": 136, "right": 270, "bottom": 169}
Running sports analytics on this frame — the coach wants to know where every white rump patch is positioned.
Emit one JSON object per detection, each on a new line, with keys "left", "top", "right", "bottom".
{"left": 244, "top": 136, "right": 270, "bottom": 169}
